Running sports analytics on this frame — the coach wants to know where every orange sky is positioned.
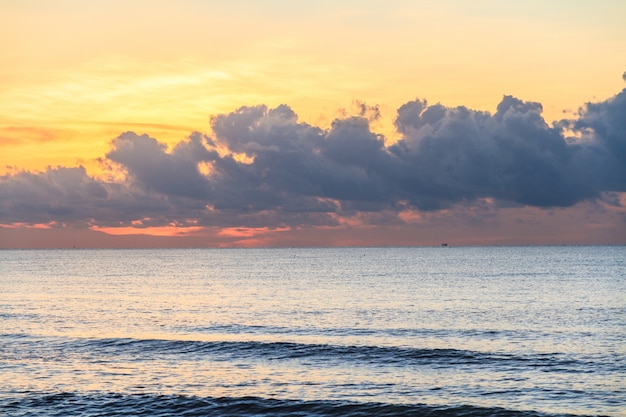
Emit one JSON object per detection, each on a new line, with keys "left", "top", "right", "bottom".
{"left": 1, "top": 0, "right": 625, "bottom": 247}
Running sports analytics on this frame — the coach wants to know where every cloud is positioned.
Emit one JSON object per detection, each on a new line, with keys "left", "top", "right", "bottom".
{"left": 354, "top": 100, "right": 381, "bottom": 122}
{"left": 571, "top": 88, "right": 626, "bottom": 191}
{"left": 0, "top": 165, "right": 184, "bottom": 228}
{"left": 390, "top": 95, "right": 606, "bottom": 208}
{"left": 0, "top": 126, "right": 59, "bottom": 145}
{"left": 0, "top": 166, "right": 105, "bottom": 224}
{"left": 1, "top": 88, "right": 625, "bottom": 232}
{"left": 106, "top": 131, "right": 218, "bottom": 199}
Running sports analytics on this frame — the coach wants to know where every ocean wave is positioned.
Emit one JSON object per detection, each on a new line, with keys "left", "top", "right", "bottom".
{"left": 3, "top": 334, "right": 616, "bottom": 374}
{"left": 0, "top": 392, "right": 591, "bottom": 417}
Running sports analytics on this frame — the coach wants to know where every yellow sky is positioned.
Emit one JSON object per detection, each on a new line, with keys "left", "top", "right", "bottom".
{"left": 2, "top": 0, "right": 625, "bottom": 174}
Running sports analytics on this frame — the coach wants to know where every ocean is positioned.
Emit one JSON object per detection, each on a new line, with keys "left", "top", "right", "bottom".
{"left": 1, "top": 246, "right": 624, "bottom": 416}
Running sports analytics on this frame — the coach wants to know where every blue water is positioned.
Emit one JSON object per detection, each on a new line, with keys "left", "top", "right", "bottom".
{"left": 1, "top": 246, "right": 624, "bottom": 416}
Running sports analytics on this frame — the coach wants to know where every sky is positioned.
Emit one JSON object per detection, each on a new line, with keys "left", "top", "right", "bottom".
{"left": 1, "top": 0, "right": 625, "bottom": 248}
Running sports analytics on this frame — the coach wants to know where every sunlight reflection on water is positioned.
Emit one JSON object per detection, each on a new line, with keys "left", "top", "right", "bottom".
{"left": 1, "top": 246, "right": 625, "bottom": 416}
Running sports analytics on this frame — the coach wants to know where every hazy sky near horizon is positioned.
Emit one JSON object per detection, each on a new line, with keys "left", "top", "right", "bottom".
{"left": 1, "top": 0, "right": 625, "bottom": 247}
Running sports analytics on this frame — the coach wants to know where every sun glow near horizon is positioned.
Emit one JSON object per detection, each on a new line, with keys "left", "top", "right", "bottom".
{"left": 3, "top": 0, "right": 625, "bottom": 172}
{"left": 1, "top": 0, "right": 625, "bottom": 247}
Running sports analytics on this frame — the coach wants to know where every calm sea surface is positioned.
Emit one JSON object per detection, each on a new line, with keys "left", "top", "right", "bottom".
{"left": 1, "top": 246, "right": 624, "bottom": 416}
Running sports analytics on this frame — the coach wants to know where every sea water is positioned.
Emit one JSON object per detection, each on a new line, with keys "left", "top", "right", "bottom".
{"left": 1, "top": 246, "right": 624, "bottom": 416}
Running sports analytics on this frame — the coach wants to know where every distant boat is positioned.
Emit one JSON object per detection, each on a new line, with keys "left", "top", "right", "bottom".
{"left": 441, "top": 243, "right": 448, "bottom": 247}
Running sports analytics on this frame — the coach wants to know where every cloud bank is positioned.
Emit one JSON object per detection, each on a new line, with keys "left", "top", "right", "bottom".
{"left": 1, "top": 89, "right": 625, "bottom": 235}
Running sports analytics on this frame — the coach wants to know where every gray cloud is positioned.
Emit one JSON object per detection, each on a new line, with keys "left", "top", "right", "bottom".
{"left": 106, "top": 131, "right": 218, "bottom": 199}
{"left": 0, "top": 167, "right": 106, "bottom": 224}
{"left": 1, "top": 88, "right": 625, "bottom": 229}
{"left": 354, "top": 100, "right": 381, "bottom": 122}
{"left": 571, "top": 87, "right": 626, "bottom": 189}
{"left": 390, "top": 95, "right": 604, "bottom": 208}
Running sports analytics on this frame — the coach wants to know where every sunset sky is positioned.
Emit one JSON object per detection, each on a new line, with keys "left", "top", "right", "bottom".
{"left": 1, "top": 0, "right": 625, "bottom": 248}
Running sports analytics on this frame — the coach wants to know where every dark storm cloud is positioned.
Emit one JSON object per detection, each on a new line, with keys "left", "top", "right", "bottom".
{"left": 1, "top": 88, "right": 625, "bottom": 228}
{"left": 571, "top": 88, "right": 626, "bottom": 190}
{"left": 390, "top": 95, "right": 603, "bottom": 208}
{"left": 106, "top": 131, "right": 218, "bottom": 199}
{"left": 0, "top": 166, "right": 107, "bottom": 224}
{"left": 210, "top": 105, "right": 392, "bottom": 208}
{"left": 0, "top": 165, "right": 204, "bottom": 227}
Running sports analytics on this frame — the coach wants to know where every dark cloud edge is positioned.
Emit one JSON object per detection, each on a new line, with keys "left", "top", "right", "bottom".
{"left": 1, "top": 88, "right": 625, "bottom": 230}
